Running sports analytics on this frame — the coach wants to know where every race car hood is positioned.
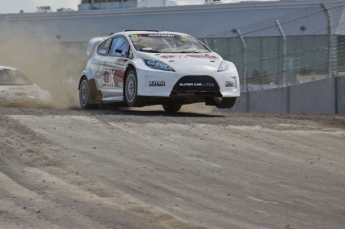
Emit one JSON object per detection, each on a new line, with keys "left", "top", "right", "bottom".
{"left": 137, "top": 52, "right": 224, "bottom": 73}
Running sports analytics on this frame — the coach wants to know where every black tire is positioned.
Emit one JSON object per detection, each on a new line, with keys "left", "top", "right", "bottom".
{"left": 124, "top": 69, "right": 145, "bottom": 107}
{"left": 214, "top": 97, "right": 236, "bottom": 109}
{"left": 162, "top": 103, "right": 182, "bottom": 112}
{"left": 79, "top": 77, "right": 99, "bottom": 109}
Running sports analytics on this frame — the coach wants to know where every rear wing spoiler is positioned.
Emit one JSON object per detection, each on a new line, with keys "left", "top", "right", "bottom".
{"left": 86, "top": 36, "right": 109, "bottom": 58}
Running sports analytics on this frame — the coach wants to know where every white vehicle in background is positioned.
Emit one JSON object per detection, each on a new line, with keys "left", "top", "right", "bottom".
{"left": 0, "top": 66, "right": 52, "bottom": 107}
{"left": 78, "top": 30, "right": 240, "bottom": 112}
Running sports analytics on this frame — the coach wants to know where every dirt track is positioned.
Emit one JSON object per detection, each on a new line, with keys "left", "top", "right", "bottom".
{"left": 0, "top": 106, "right": 344, "bottom": 229}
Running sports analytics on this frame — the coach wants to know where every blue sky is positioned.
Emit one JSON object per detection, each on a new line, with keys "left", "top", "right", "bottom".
{"left": 0, "top": 0, "right": 274, "bottom": 14}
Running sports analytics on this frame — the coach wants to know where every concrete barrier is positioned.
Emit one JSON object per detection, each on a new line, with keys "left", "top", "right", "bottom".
{"left": 337, "top": 76, "right": 345, "bottom": 114}
{"left": 289, "top": 77, "right": 336, "bottom": 114}
{"left": 250, "top": 87, "right": 289, "bottom": 114}
{"left": 226, "top": 76, "right": 344, "bottom": 114}
{"left": 225, "top": 92, "right": 249, "bottom": 113}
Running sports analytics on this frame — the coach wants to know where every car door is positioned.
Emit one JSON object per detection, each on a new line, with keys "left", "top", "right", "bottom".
{"left": 100, "top": 36, "right": 130, "bottom": 100}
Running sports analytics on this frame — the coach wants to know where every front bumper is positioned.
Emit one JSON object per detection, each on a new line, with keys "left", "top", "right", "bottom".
{"left": 136, "top": 69, "right": 240, "bottom": 98}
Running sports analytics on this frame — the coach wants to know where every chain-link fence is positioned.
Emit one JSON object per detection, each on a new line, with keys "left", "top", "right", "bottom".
{"left": 200, "top": 2, "right": 345, "bottom": 92}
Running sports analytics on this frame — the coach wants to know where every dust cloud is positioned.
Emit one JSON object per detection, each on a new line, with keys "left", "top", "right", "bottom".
{"left": 0, "top": 27, "right": 85, "bottom": 109}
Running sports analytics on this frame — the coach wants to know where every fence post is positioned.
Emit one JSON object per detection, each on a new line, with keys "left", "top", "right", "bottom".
{"left": 276, "top": 20, "right": 287, "bottom": 87}
{"left": 236, "top": 29, "right": 247, "bottom": 92}
{"left": 322, "top": 3, "right": 333, "bottom": 78}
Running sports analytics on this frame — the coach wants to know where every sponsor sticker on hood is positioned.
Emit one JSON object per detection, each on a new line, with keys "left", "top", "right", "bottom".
{"left": 160, "top": 54, "right": 219, "bottom": 60}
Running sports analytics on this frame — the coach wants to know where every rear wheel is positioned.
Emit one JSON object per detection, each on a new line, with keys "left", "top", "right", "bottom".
{"left": 214, "top": 97, "right": 236, "bottom": 108}
{"left": 162, "top": 103, "right": 182, "bottom": 112}
{"left": 79, "top": 77, "right": 99, "bottom": 109}
{"left": 124, "top": 69, "right": 145, "bottom": 107}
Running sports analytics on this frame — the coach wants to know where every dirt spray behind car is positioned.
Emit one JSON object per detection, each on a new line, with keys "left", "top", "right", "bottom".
{"left": 0, "top": 28, "right": 83, "bottom": 108}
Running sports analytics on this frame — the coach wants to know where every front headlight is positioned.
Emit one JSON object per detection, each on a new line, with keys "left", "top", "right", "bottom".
{"left": 217, "top": 60, "right": 229, "bottom": 72}
{"left": 143, "top": 60, "right": 175, "bottom": 72}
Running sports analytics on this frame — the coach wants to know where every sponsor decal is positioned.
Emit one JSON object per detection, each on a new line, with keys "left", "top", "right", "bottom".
{"left": 225, "top": 81, "right": 234, "bottom": 87}
{"left": 179, "top": 83, "right": 215, "bottom": 87}
{"left": 161, "top": 54, "right": 218, "bottom": 60}
{"left": 104, "top": 39, "right": 112, "bottom": 48}
{"left": 131, "top": 34, "right": 175, "bottom": 38}
{"left": 148, "top": 34, "right": 175, "bottom": 37}
{"left": 115, "top": 58, "right": 127, "bottom": 66}
{"left": 149, "top": 81, "right": 165, "bottom": 87}
{"left": 173, "top": 76, "right": 219, "bottom": 92}
{"left": 102, "top": 68, "right": 124, "bottom": 88}
{"left": 102, "top": 70, "right": 114, "bottom": 86}
{"left": 180, "top": 34, "right": 192, "bottom": 39}
{"left": 131, "top": 34, "right": 144, "bottom": 38}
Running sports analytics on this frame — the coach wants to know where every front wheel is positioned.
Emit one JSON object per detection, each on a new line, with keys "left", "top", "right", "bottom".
{"left": 162, "top": 103, "right": 182, "bottom": 112}
{"left": 214, "top": 97, "right": 236, "bottom": 109}
{"left": 79, "top": 77, "right": 99, "bottom": 109}
{"left": 124, "top": 69, "right": 145, "bottom": 107}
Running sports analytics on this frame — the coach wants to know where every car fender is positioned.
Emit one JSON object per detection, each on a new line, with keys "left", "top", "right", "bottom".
{"left": 123, "top": 59, "right": 147, "bottom": 95}
{"left": 78, "top": 68, "right": 102, "bottom": 105}
{"left": 78, "top": 66, "right": 94, "bottom": 90}
{"left": 123, "top": 59, "right": 140, "bottom": 81}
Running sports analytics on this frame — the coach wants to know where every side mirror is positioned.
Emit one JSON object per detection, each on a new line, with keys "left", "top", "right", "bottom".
{"left": 115, "top": 49, "right": 122, "bottom": 53}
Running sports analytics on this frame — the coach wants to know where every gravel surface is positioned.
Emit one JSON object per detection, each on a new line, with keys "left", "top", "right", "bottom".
{"left": 0, "top": 106, "right": 344, "bottom": 229}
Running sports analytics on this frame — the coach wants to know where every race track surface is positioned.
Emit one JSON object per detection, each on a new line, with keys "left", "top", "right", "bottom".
{"left": 0, "top": 107, "right": 344, "bottom": 229}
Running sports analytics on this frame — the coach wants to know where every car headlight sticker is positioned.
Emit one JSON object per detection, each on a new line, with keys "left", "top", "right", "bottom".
{"left": 217, "top": 60, "right": 229, "bottom": 72}
{"left": 143, "top": 60, "right": 175, "bottom": 72}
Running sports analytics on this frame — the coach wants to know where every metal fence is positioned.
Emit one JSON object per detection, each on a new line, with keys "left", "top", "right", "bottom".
{"left": 200, "top": 2, "right": 345, "bottom": 92}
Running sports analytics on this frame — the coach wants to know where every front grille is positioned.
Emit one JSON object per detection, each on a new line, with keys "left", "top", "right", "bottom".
{"left": 173, "top": 75, "right": 219, "bottom": 93}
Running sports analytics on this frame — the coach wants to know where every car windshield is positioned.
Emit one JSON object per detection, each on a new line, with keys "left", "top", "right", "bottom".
{"left": 129, "top": 33, "right": 210, "bottom": 53}
{"left": 0, "top": 69, "right": 33, "bottom": 85}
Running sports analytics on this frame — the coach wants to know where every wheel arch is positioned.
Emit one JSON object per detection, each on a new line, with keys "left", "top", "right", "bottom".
{"left": 78, "top": 75, "right": 88, "bottom": 90}
{"left": 124, "top": 64, "right": 136, "bottom": 83}
{"left": 79, "top": 76, "right": 102, "bottom": 105}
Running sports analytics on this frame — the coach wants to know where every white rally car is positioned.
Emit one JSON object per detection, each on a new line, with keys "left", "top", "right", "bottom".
{"left": 78, "top": 30, "right": 240, "bottom": 112}
{"left": 0, "top": 66, "right": 52, "bottom": 107}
